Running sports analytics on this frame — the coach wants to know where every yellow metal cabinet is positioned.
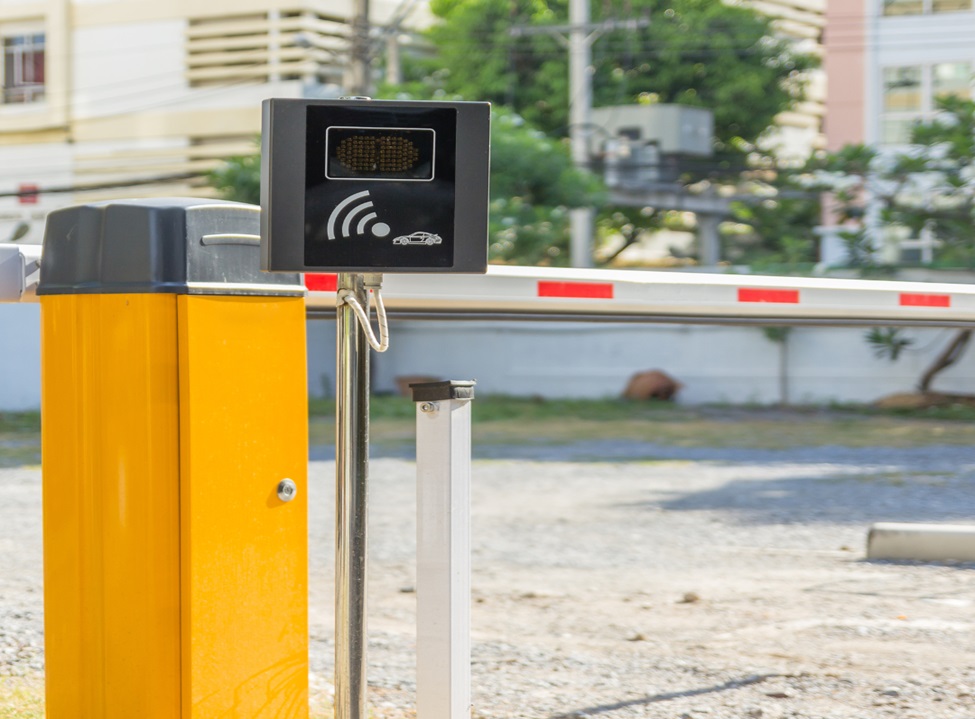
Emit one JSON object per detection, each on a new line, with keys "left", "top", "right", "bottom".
{"left": 39, "top": 200, "right": 309, "bottom": 719}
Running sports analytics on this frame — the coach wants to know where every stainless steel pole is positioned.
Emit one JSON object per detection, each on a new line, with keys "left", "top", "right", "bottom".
{"left": 335, "top": 272, "right": 369, "bottom": 719}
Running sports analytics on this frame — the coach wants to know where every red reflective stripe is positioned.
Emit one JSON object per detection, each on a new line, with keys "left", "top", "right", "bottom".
{"left": 900, "top": 293, "right": 951, "bottom": 308}
{"left": 737, "top": 288, "right": 799, "bottom": 304}
{"left": 538, "top": 281, "right": 614, "bottom": 299}
{"left": 305, "top": 273, "right": 338, "bottom": 292}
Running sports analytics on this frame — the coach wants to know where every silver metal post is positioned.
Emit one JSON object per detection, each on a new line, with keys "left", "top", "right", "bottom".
{"left": 412, "top": 380, "right": 475, "bottom": 719}
{"left": 568, "top": 0, "right": 593, "bottom": 268}
{"left": 335, "top": 272, "right": 370, "bottom": 719}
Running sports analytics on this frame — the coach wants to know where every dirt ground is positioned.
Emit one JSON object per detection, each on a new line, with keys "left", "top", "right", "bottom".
{"left": 309, "top": 440, "right": 975, "bottom": 719}
{"left": 3, "top": 432, "right": 975, "bottom": 718}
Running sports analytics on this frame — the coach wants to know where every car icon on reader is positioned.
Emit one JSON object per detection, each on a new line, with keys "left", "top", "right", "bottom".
{"left": 392, "top": 231, "right": 443, "bottom": 246}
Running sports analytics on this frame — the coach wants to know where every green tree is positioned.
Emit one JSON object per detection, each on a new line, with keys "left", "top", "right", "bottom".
{"left": 208, "top": 149, "right": 260, "bottom": 205}
{"left": 796, "top": 98, "right": 975, "bottom": 271}
{"left": 422, "top": 0, "right": 817, "bottom": 148}
{"left": 488, "top": 108, "right": 604, "bottom": 264}
{"left": 409, "top": 0, "right": 818, "bottom": 266}
{"left": 797, "top": 96, "right": 975, "bottom": 395}
{"left": 726, "top": 170, "right": 821, "bottom": 271}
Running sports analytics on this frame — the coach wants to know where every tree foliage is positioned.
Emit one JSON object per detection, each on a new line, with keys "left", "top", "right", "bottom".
{"left": 488, "top": 108, "right": 604, "bottom": 264}
{"left": 212, "top": 0, "right": 820, "bottom": 268}
{"left": 799, "top": 96, "right": 975, "bottom": 270}
{"left": 208, "top": 149, "right": 260, "bottom": 205}
{"left": 796, "top": 96, "right": 975, "bottom": 393}
{"left": 726, "top": 173, "right": 821, "bottom": 270}
{"left": 422, "top": 0, "right": 817, "bottom": 148}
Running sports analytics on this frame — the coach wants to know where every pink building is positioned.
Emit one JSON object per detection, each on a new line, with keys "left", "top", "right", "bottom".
{"left": 825, "top": 0, "right": 975, "bottom": 150}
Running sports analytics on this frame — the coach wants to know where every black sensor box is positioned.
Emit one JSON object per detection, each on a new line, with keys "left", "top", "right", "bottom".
{"left": 261, "top": 98, "right": 491, "bottom": 274}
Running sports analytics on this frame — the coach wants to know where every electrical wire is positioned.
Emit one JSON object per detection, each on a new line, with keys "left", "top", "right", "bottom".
{"left": 0, "top": 172, "right": 198, "bottom": 198}
{"left": 338, "top": 281, "right": 390, "bottom": 353}
{"left": 0, "top": 20, "right": 966, "bottom": 141}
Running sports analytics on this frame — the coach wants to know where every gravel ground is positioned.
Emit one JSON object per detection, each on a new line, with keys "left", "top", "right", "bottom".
{"left": 3, "top": 439, "right": 975, "bottom": 718}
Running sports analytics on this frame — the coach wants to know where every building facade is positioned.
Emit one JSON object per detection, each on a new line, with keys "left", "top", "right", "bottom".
{"left": 0, "top": 0, "right": 417, "bottom": 244}
{"left": 820, "top": 0, "right": 974, "bottom": 264}
{"left": 825, "top": 0, "right": 974, "bottom": 149}
{"left": 742, "top": 0, "right": 827, "bottom": 162}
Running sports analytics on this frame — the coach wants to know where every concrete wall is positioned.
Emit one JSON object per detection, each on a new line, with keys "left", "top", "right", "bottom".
{"left": 4, "top": 314, "right": 974, "bottom": 411}
{"left": 71, "top": 20, "right": 186, "bottom": 120}
{"left": 0, "top": 303, "right": 40, "bottom": 411}
{"left": 310, "top": 319, "right": 975, "bottom": 405}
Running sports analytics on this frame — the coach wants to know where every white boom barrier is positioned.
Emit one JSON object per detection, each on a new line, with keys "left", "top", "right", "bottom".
{"left": 5, "top": 246, "right": 975, "bottom": 327}
{"left": 0, "top": 244, "right": 40, "bottom": 303}
{"left": 304, "top": 265, "right": 975, "bottom": 327}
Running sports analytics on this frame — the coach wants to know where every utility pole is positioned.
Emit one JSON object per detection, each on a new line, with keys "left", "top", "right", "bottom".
{"left": 385, "top": 33, "right": 401, "bottom": 85}
{"left": 382, "top": 0, "right": 421, "bottom": 86}
{"left": 568, "top": 0, "right": 594, "bottom": 268}
{"left": 511, "top": 2, "right": 649, "bottom": 268}
{"left": 347, "top": 0, "right": 371, "bottom": 96}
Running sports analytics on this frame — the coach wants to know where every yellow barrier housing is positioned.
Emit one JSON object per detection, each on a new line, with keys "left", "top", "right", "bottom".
{"left": 38, "top": 199, "right": 309, "bottom": 719}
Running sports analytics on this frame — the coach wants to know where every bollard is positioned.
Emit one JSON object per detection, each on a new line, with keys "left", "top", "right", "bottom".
{"left": 38, "top": 198, "right": 309, "bottom": 718}
{"left": 411, "top": 380, "right": 475, "bottom": 719}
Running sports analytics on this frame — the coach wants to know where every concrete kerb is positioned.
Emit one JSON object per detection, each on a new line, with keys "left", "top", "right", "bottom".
{"left": 867, "top": 522, "right": 975, "bottom": 563}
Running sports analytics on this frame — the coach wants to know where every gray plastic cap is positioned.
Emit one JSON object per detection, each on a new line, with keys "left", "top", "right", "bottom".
{"left": 37, "top": 198, "right": 304, "bottom": 296}
{"left": 410, "top": 380, "right": 476, "bottom": 402}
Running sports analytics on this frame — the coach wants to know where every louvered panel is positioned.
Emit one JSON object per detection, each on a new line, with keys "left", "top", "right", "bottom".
{"left": 186, "top": 8, "right": 347, "bottom": 88}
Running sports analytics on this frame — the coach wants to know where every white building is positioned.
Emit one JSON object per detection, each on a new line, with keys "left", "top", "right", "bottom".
{"left": 0, "top": 0, "right": 421, "bottom": 243}
{"left": 742, "top": 0, "right": 828, "bottom": 162}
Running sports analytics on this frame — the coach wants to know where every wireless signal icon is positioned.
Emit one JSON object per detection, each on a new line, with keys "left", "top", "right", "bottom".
{"left": 326, "top": 190, "right": 391, "bottom": 241}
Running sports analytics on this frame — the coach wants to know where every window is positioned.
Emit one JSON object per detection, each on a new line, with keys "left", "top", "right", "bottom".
{"left": 933, "top": 61, "right": 972, "bottom": 100}
{"left": 881, "top": 62, "right": 972, "bottom": 143}
{"left": 883, "top": 0, "right": 924, "bottom": 15}
{"left": 883, "top": 0, "right": 972, "bottom": 14}
{"left": 2, "top": 33, "right": 45, "bottom": 103}
{"left": 932, "top": 0, "right": 973, "bottom": 12}
{"left": 882, "top": 66, "right": 922, "bottom": 144}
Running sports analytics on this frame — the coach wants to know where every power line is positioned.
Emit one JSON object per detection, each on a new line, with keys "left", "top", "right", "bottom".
{"left": 0, "top": 172, "right": 200, "bottom": 199}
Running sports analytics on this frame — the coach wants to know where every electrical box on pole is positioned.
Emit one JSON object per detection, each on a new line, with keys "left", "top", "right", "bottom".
{"left": 261, "top": 98, "right": 491, "bottom": 274}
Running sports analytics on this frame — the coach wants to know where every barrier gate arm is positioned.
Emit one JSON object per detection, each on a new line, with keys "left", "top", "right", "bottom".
{"left": 305, "top": 266, "right": 975, "bottom": 328}
{"left": 8, "top": 251, "right": 975, "bottom": 327}
{"left": 0, "top": 244, "right": 41, "bottom": 303}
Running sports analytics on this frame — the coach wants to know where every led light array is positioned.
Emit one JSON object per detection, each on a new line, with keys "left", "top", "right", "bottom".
{"left": 337, "top": 135, "right": 421, "bottom": 173}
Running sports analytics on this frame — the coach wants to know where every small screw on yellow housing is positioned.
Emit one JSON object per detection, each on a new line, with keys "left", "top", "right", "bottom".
{"left": 38, "top": 199, "right": 309, "bottom": 719}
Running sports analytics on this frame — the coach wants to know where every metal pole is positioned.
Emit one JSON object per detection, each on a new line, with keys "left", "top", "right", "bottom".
{"left": 347, "top": 0, "right": 372, "bottom": 96}
{"left": 412, "top": 380, "right": 475, "bottom": 719}
{"left": 569, "top": 0, "right": 593, "bottom": 268}
{"left": 335, "top": 272, "right": 370, "bottom": 719}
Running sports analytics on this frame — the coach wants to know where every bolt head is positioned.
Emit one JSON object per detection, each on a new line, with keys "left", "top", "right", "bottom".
{"left": 277, "top": 479, "right": 298, "bottom": 502}
{"left": 419, "top": 401, "right": 439, "bottom": 413}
